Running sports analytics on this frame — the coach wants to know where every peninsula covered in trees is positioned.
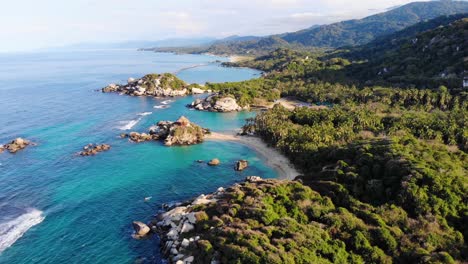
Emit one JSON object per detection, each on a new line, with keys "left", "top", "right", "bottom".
{"left": 151, "top": 10, "right": 468, "bottom": 264}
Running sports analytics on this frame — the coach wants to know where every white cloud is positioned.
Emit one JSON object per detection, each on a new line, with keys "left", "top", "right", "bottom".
{"left": 0, "top": 0, "right": 434, "bottom": 51}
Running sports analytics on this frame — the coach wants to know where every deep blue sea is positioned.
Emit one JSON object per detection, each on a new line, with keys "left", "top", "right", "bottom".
{"left": 0, "top": 50, "right": 276, "bottom": 263}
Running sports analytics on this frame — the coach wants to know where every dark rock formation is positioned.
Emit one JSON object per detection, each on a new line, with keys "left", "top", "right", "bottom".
{"left": 235, "top": 160, "right": 249, "bottom": 171}
{"left": 79, "top": 144, "right": 111, "bottom": 156}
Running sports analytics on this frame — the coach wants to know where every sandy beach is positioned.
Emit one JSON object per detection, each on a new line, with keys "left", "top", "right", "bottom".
{"left": 206, "top": 132, "right": 300, "bottom": 180}
{"left": 229, "top": 55, "right": 252, "bottom": 63}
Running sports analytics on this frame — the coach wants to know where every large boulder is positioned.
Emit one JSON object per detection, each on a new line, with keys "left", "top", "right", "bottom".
{"left": 191, "top": 87, "right": 205, "bottom": 94}
{"left": 208, "top": 158, "right": 220, "bottom": 166}
{"left": 188, "top": 94, "right": 242, "bottom": 112}
{"left": 213, "top": 97, "right": 241, "bottom": 112}
{"left": 235, "top": 160, "right": 249, "bottom": 171}
{"left": 132, "top": 221, "right": 151, "bottom": 239}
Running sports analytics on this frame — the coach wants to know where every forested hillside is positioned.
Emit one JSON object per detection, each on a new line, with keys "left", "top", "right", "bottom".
{"left": 150, "top": 1, "right": 468, "bottom": 56}
{"left": 225, "top": 15, "right": 467, "bottom": 89}
{"left": 173, "top": 13, "right": 468, "bottom": 263}
{"left": 280, "top": 0, "right": 468, "bottom": 47}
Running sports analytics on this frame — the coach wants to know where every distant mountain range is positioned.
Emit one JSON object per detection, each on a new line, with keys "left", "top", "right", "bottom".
{"left": 149, "top": 1, "right": 468, "bottom": 55}
{"left": 53, "top": 37, "right": 217, "bottom": 51}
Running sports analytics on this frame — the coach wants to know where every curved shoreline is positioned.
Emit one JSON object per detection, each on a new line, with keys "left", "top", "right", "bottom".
{"left": 206, "top": 132, "right": 300, "bottom": 180}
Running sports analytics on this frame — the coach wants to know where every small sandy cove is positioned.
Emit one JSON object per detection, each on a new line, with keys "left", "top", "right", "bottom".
{"left": 206, "top": 132, "right": 300, "bottom": 180}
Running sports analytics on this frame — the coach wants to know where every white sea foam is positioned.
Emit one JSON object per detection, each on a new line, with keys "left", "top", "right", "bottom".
{"left": 161, "top": 100, "right": 174, "bottom": 105}
{"left": 153, "top": 105, "right": 170, "bottom": 109}
{"left": 137, "top": 112, "right": 152, "bottom": 116}
{"left": 118, "top": 119, "right": 141, "bottom": 130}
{"left": 0, "top": 208, "right": 45, "bottom": 253}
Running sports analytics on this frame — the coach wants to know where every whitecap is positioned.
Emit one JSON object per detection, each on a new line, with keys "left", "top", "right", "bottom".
{"left": 137, "top": 112, "right": 152, "bottom": 116}
{"left": 161, "top": 100, "right": 174, "bottom": 105}
{"left": 153, "top": 105, "right": 170, "bottom": 109}
{"left": 118, "top": 119, "right": 141, "bottom": 130}
{"left": 0, "top": 208, "right": 45, "bottom": 253}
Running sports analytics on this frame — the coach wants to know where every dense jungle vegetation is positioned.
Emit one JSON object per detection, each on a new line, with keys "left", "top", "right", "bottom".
{"left": 183, "top": 15, "right": 468, "bottom": 264}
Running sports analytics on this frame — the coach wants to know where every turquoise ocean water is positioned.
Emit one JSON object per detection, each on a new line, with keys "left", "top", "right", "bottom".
{"left": 0, "top": 50, "right": 276, "bottom": 263}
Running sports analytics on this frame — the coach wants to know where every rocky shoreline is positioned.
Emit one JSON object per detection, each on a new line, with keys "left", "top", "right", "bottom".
{"left": 187, "top": 94, "right": 246, "bottom": 112}
{"left": 102, "top": 73, "right": 210, "bottom": 97}
{"left": 121, "top": 116, "right": 210, "bottom": 146}
{"left": 133, "top": 176, "right": 264, "bottom": 264}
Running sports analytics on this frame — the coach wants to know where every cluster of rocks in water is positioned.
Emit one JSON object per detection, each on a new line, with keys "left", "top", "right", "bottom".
{"left": 0, "top": 138, "right": 32, "bottom": 154}
{"left": 121, "top": 116, "right": 209, "bottom": 146}
{"left": 234, "top": 160, "right": 248, "bottom": 171}
{"left": 78, "top": 144, "right": 111, "bottom": 156}
{"left": 131, "top": 176, "right": 262, "bottom": 263}
{"left": 188, "top": 94, "right": 245, "bottom": 112}
{"left": 102, "top": 73, "right": 212, "bottom": 97}
{"left": 197, "top": 158, "right": 249, "bottom": 171}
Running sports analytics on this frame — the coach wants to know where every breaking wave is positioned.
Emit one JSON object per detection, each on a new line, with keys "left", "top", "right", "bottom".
{"left": 153, "top": 105, "right": 170, "bottom": 109}
{"left": 0, "top": 208, "right": 45, "bottom": 253}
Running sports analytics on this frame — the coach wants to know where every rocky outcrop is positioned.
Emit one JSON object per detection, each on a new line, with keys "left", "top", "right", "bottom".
{"left": 121, "top": 116, "right": 209, "bottom": 146}
{"left": 102, "top": 73, "right": 188, "bottom": 97}
{"left": 188, "top": 94, "right": 244, "bottom": 112}
{"left": 152, "top": 177, "right": 264, "bottom": 263}
{"left": 132, "top": 221, "right": 151, "bottom": 239}
{"left": 2, "top": 138, "right": 32, "bottom": 153}
{"left": 78, "top": 144, "right": 111, "bottom": 156}
{"left": 208, "top": 158, "right": 220, "bottom": 166}
{"left": 152, "top": 186, "right": 227, "bottom": 263}
{"left": 235, "top": 160, "right": 249, "bottom": 171}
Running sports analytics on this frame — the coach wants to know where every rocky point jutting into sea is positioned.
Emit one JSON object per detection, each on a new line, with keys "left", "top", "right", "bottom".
{"left": 134, "top": 176, "right": 265, "bottom": 264}
{"left": 102, "top": 73, "right": 211, "bottom": 97}
{"left": 121, "top": 116, "right": 209, "bottom": 146}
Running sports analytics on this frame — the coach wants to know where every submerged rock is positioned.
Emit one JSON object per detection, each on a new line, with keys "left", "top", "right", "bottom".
{"left": 235, "top": 160, "right": 249, "bottom": 171}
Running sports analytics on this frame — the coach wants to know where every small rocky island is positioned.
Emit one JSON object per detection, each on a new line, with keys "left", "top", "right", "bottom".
{"left": 78, "top": 144, "right": 111, "bottom": 156}
{"left": 1, "top": 138, "right": 33, "bottom": 154}
{"left": 188, "top": 94, "right": 244, "bottom": 112}
{"left": 102, "top": 73, "right": 207, "bottom": 97}
{"left": 122, "top": 116, "right": 209, "bottom": 146}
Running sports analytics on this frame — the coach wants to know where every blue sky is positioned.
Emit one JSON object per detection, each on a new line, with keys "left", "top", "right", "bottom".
{"left": 0, "top": 0, "right": 429, "bottom": 52}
